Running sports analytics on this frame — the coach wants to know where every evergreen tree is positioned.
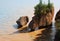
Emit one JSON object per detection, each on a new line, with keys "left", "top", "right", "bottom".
{"left": 39, "top": 0, "right": 42, "bottom": 5}
{"left": 48, "top": 0, "right": 50, "bottom": 8}
{"left": 34, "top": 0, "right": 53, "bottom": 15}
{"left": 48, "top": 0, "right": 50, "bottom": 5}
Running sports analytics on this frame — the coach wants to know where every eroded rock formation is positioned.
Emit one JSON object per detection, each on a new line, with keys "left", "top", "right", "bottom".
{"left": 55, "top": 10, "right": 60, "bottom": 21}
{"left": 28, "top": 7, "right": 54, "bottom": 31}
{"left": 16, "top": 16, "right": 29, "bottom": 29}
{"left": 54, "top": 10, "right": 60, "bottom": 41}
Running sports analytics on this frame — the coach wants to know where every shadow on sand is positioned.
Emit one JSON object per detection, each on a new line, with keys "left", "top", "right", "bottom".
{"left": 11, "top": 25, "right": 29, "bottom": 35}
{"left": 34, "top": 26, "right": 53, "bottom": 41}
{"left": 12, "top": 24, "right": 53, "bottom": 41}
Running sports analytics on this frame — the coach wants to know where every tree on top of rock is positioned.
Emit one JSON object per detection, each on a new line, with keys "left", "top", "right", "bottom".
{"left": 34, "top": 0, "right": 53, "bottom": 16}
{"left": 39, "top": 0, "right": 42, "bottom": 5}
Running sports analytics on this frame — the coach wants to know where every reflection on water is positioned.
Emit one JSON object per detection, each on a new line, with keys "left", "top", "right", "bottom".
{"left": 0, "top": 12, "right": 33, "bottom": 34}
{"left": 10, "top": 23, "right": 56, "bottom": 41}
{"left": 33, "top": 23, "right": 56, "bottom": 41}
{"left": 51, "top": 22, "right": 56, "bottom": 41}
{"left": 0, "top": 14, "right": 56, "bottom": 41}
{"left": 54, "top": 21, "right": 60, "bottom": 41}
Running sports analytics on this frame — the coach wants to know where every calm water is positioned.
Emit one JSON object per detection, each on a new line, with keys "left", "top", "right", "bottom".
{"left": 0, "top": 13, "right": 56, "bottom": 41}
{"left": 0, "top": 13, "right": 33, "bottom": 34}
{"left": 54, "top": 21, "right": 60, "bottom": 41}
{"left": 0, "top": 14, "right": 18, "bottom": 34}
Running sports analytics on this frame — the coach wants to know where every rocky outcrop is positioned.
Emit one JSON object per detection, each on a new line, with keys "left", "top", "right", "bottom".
{"left": 28, "top": 7, "right": 54, "bottom": 31}
{"left": 55, "top": 10, "right": 60, "bottom": 21}
{"left": 16, "top": 16, "right": 29, "bottom": 29}
{"left": 54, "top": 10, "right": 60, "bottom": 41}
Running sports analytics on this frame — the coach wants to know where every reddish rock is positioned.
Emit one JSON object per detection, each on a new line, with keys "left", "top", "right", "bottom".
{"left": 28, "top": 8, "right": 54, "bottom": 31}
{"left": 16, "top": 16, "right": 29, "bottom": 29}
{"left": 55, "top": 10, "right": 60, "bottom": 21}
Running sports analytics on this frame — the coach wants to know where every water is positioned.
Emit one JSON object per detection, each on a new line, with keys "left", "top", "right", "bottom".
{"left": 33, "top": 22, "right": 56, "bottom": 41}
{"left": 0, "top": 14, "right": 56, "bottom": 41}
{"left": 0, "top": 14, "right": 17, "bottom": 34}
{"left": 51, "top": 22, "right": 56, "bottom": 41}
{"left": 0, "top": 11, "right": 56, "bottom": 41}
{"left": 54, "top": 20, "right": 60, "bottom": 41}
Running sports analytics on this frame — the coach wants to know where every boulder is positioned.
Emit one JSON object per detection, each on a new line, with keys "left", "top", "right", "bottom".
{"left": 28, "top": 8, "right": 54, "bottom": 31}
{"left": 16, "top": 16, "right": 29, "bottom": 29}
{"left": 55, "top": 10, "right": 60, "bottom": 21}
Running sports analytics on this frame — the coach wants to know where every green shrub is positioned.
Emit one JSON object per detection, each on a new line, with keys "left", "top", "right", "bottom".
{"left": 34, "top": 0, "right": 53, "bottom": 15}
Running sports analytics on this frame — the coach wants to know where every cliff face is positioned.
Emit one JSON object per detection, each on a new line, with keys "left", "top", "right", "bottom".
{"left": 54, "top": 10, "right": 60, "bottom": 41}
{"left": 55, "top": 10, "right": 60, "bottom": 21}
{"left": 28, "top": 7, "right": 54, "bottom": 31}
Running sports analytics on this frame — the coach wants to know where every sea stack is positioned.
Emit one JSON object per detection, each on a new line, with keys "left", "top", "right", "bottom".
{"left": 16, "top": 16, "right": 29, "bottom": 29}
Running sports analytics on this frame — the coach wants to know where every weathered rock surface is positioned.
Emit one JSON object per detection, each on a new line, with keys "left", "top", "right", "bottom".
{"left": 55, "top": 10, "right": 60, "bottom": 21}
{"left": 54, "top": 10, "right": 60, "bottom": 41}
{"left": 16, "top": 16, "right": 29, "bottom": 29}
{"left": 28, "top": 8, "right": 54, "bottom": 31}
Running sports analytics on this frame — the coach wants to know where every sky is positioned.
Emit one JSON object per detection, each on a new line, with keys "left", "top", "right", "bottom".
{"left": 0, "top": 0, "right": 60, "bottom": 33}
{"left": 0, "top": 0, "right": 60, "bottom": 32}
{"left": 0, "top": 0, "right": 60, "bottom": 21}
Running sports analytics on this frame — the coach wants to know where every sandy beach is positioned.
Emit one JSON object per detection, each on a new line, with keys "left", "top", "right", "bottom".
{"left": 0, "top": 28, "right": 45, "bottom": 41}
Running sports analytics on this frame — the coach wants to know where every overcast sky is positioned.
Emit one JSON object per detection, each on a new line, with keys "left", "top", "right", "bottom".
{"left": 0, "top": 0, "right": 60, "bottom": 17}
{"left": 0, "top": 0, "right": 59, "bottom": 32}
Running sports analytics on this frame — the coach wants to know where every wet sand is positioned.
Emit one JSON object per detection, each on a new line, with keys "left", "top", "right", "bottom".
{"left": 0, "top": 28, "right": 45, "bottom": 41}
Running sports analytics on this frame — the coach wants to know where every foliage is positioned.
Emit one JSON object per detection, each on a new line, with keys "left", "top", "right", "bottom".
{"left": 34, "top": 0, "right": 53, "bottom": 15}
